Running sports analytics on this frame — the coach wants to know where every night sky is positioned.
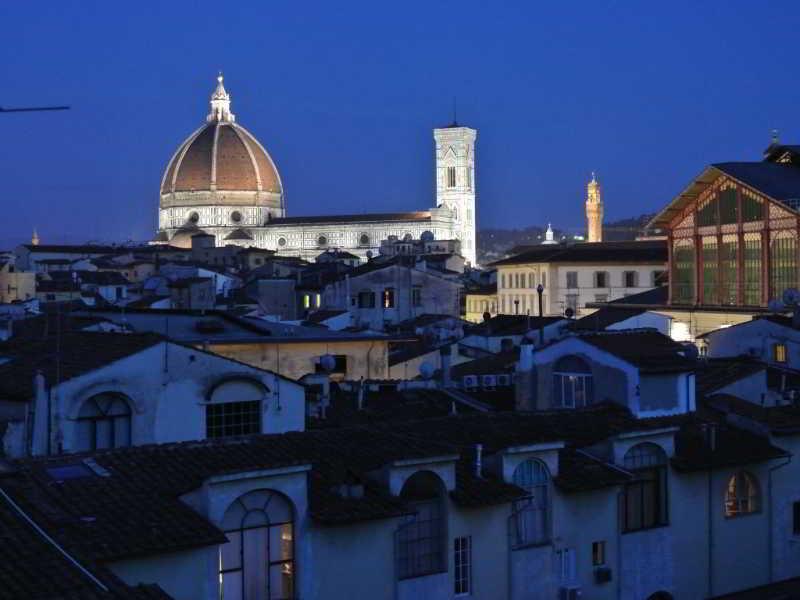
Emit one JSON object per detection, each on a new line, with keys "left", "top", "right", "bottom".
{"left": 2, "top": 1, "right": 799, "bottom": 247}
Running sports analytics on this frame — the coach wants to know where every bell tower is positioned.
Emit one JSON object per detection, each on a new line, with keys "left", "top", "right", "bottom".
{"left": 434, "top": 124, "right": 477, "bottom": 265}
{"left": 586, "top": 172, "right": 603, "bottom": 243}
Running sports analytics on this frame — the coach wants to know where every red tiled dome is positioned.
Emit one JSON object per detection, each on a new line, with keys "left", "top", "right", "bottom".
{"left": 160, "top": 121, "right": 282, "bottom": 195}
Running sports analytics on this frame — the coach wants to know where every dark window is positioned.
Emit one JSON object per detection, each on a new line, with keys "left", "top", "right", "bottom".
{"left": 396, "top": 472, "right": 446, "bottom": 579}
{"left": 383, "top": 287, "right": 396, "bottom": 308}
{"left": 511, "top": 459, "right": 550, "bottom": 547}
{"left": 206, "top": 401, "right": 261, "bottom": 438}
{"left": 594, "top": 271, "right": 608, "bottom": 288}
{"left": 447, "top": 166, "right": 457, "bottom": 188}
{"left": 454, "top": 536, "right": 472, "bottom": 595}
{"left": 360, "top": 233, "right": 370, "bottom": 246}
{"left": 673, "top": 240, "right": 695, "bottom": 303}
{"left": 566, "top": 272, "right": 578, "bottom": 289}
{"left": 357, "top": 291, "right": 375, "bottom": 308}
{"left": 317, "top": 235, "right": 327, "bottom": 247}
{"left": 742, "top": 193, "right": 764, "bottom": 222}
{"left": 622, "top": 443, "right": 668, "bottom": 532}
{"left": 771, "top": 234, "right": 798, "bottom": 302}
{"left": 719, "top": 187, "right": 738, "bottom": 225}
{"left": 315, "top": 355, "right": 347, "bottom": 374}
{"left": 592, "top": 541, "right": 606, "bottom": 566}
{"left": 412, "top": 286, "right": 422, "bottom": 307}
{"left": 76, "top": 393, "right": 132, "bottom": 451}
{"left": 697, "top": 197, "right": 717, "bottom": 227}
{"left": 624, "top": 271, "right": 637, "bottom": 287}
{"left": 218, "top": 490, "right": 294, "bottom": 600}
{"left": 230, "top": 211, "right": 242, "bottom": 223}
{"left": 188, "top": 211, "right": 200, "bottom": 223}
{"left": 553, "top": 355, "right": 593, "bottom": 408}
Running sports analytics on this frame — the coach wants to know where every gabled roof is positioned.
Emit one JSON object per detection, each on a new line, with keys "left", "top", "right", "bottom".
{"left": 0, "top": 332, "right": 164, "bottom": 401}
{"left": 466, "top": 314, "right": 564, "bottom": 337}
{"left": 695, "top": 357, "right": 767, "bottom": 397}
{"left": 648, "top": 160, "right": 800, "bottom": 230}
{"left": 571, "top": 307, "right": 648, "bottom": 331}
{"left": 575, "top": 330, "right": 696, "bottom": 373}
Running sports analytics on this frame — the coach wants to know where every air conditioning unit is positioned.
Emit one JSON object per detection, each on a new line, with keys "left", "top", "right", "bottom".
{"left": 462, "top": 375, "right": 478, "bottom": 390}
{"left": 482, "top": 375, "right": 497, "bottom": 389}
{"left": 559, "top": 586, "right": 582, "bottom": 600}
{"left": 594, "top": 566, "right": 613, "bottom": 584}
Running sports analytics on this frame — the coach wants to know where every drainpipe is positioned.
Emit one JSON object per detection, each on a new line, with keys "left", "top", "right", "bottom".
{"left": 616, "top": 489, "right": 623, "bottom": 600}
{"left": 768, "top": 455, "right": 792, "bottom": 583}
{"left": 705, "top": 422, "right": 716, "bottom": 599}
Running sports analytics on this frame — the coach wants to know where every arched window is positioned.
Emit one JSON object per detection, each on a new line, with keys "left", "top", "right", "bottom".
{"left": 396, "top": 471, "right": 446, "bottom": 579}
{"left": 511, "top": 459, "right": 550, "bottom": 547}
{"left": 725, "top": 471, "right": 760, "bottom": 517}
{"left": 622, "top": 443, "right": 668, "bottom": 532}
{"left": 359, "top": 233, "right": 370, "bottom": 246}
{"left": 206, "top": 379, "right": 266, "bottom": 439}
{"left": 76, "top": 393, "right": 132, "bottom": 451}
{"left": 219, "top": 489, "right": 294, "bottom": 600}
{"left": 553, "top": 355, "right": 593, "bottom": 409}
{"left": 317, "top": 235, "right": 327, "bottom": 247}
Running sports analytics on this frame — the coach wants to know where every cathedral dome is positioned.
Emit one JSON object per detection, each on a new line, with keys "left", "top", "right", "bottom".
{"left": 159, "top": 75, "right": 283, "bottom": 198}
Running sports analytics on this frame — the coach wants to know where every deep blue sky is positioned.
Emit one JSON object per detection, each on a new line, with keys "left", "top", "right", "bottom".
{"left": 2, "top": 1, "right": 799, "bottom": 247}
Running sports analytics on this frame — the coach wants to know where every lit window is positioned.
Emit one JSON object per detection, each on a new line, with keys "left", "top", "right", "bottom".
{"left": 553, "top": 355, "right": 593, "bottom": 408}
{"left": 774, "top": 343, "right": 788, "bottom": 363}
{"left": 447, "top": 166, "right": 457, "bottom": 188}
{"left": 76, "top": 393, "right": 132, "bottom": 451}
{"left": 622, "top": 443, "right": 668, "bottom": 532}
{"left": 315, "top": 293, "right": 321, "bottom": 307}
{"left": 383, "top": 288, "right": 396, "bottom": 309}
{"left": 725, "top": 471, "right": 760, "bottom": 517}
{"left": 219, "top": 490, "right": 294, "bottom": 600}
{"left": 396, "top": 472, "right": 446, "bottom": 579}
{"left": 592, "top": 541, "right": 606, "bottom": 566}
{"left": 303, "top": 294, "right": 310, "bottom": 309}
{"left": 454, "top": 536, "right": 472, "bottom": 595}
{"left": 511, "top": 459, "right": 550, "bottom": 547}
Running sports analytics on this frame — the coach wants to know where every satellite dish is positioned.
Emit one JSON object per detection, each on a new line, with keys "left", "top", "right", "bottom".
{"left": 680, "top": 342, "right": 700, "bottom": 360}
{"left": 783, "top": 288, "right": 800, "bottom": 306}
{"left": 366, "top": 250, "right": 373, "bottom": 259}
{"left": 319, "top": 354, "right": 336, "bottom": 372}
{"left": 419, "top": 362, "right": 435, "bottom": 380}
{"left": 768, "top": 299, "right": 785, "bottom": 312}
{"left": 564, "top": 307, "right": 575, "bottom": 319}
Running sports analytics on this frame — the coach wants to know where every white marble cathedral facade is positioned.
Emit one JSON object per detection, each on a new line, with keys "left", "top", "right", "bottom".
{"left": 156, "top": 75, "right": 478, "bottom": 265}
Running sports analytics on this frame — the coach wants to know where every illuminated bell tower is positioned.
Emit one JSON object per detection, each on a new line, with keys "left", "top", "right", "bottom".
{"left": 586, "top": 172, "right": 603, "bottom": 243}
{"left": 434, "top": 124, "right": 477, "bottom": 265}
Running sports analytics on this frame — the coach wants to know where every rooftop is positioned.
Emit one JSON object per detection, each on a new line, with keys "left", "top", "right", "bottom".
{"left": 489, "top": 240, "right": 666, "bottom": 267}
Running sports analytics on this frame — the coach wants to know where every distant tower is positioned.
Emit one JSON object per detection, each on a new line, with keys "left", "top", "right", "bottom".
{"left": 434, "top": 123, "right": 477, "bottom": 265}
{"left": 586, "top": 172, "right": 603, "bottom": 243}
{"left": 31, "top": 228, "right": 40, "bottom": 246}
{"left": 542, "top": 223, "right": 557, "bottom": 245}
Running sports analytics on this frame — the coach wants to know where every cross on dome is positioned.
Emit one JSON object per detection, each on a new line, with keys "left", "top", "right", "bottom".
{"left": 207, "top": 72, "right": 235, "bottom": 123}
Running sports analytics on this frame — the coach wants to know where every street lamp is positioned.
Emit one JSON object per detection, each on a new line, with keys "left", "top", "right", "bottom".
{"left": 536, "top": 284, "right": 544, "bottom": 345}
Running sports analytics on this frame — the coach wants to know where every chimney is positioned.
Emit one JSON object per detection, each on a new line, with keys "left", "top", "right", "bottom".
{"left": 32, "top": 370, "right": 48, "bottom": 456}
{"left": 440, "top": 344, "right": 453, "bottom": 388}
{"left": 357, "top": 377, "right": 365, "bottom": 411}
{"left": 514, "top": 342, "right": 535, "bottom": 411}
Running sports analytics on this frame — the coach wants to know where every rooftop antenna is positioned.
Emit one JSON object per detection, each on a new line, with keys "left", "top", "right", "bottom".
{"left": 0, "top": 105, "right": 69, "bottom": 113}
{"left": 771, "top": 129, "right": 780, "bottom": 145}
{"left": 452, "top": 97, "right": 458, "bottom": 127}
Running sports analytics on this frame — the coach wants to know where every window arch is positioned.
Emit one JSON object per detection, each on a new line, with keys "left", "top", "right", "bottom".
{"left": 725, "top": 471, "right": 760, "bottom": 517}
{"left": 622, "top": 443, "right": 668, "bottom": 532}
{"left": 396, "top": 471, "right": 446, "bottom": 579}
{"left": 76, "top": 393, "right": 132, "bottom": 451}
{"left": 219, "top": 489, "right": 294, "bottom": 600}
{"left": 553, "top": 355, "right": 593, "bottom": 409}
{"left": 511, "top": 459, "right": 550, "bottom": 547}
{"left": 206, "top": 378, "right": 266, "bottom": 439}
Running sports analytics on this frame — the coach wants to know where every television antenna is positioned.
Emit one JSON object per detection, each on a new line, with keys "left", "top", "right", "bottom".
{"left": 0, "top": 105, "right": 70, "bottom": 113}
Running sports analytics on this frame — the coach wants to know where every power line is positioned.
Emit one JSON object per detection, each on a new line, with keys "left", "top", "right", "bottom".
{"left": 0, "top": 105, "right": 70, "bottom": 113}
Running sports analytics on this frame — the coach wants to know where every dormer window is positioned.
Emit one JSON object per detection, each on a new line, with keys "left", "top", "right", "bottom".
{"left": 552, "top": 355, "right": 593, "bottom": 409}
